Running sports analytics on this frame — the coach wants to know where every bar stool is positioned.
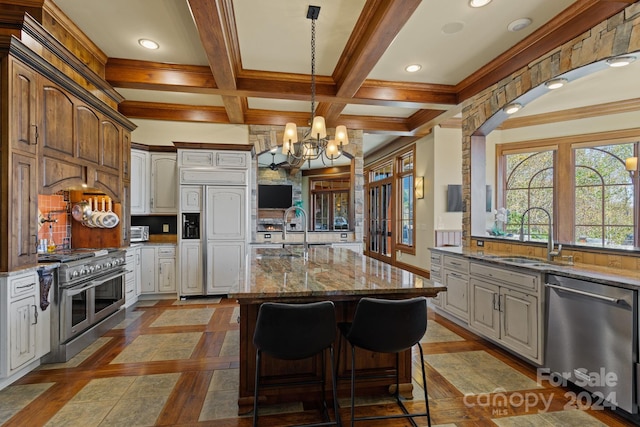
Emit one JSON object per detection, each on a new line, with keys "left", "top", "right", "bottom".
{"left": 337, "top": 296, "right": 431, "bottom": 427}
{"left": 252, "top": 301, "right": 341, "bottom": 427}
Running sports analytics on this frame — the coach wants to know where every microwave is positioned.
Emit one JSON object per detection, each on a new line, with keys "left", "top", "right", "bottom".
{"left": 130, "top": 226, "right": 149, "bottom": 242}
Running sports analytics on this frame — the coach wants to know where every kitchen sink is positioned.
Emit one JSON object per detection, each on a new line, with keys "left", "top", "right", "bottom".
{"left": 486, "top": 256, "right": 552, "bottom": 267}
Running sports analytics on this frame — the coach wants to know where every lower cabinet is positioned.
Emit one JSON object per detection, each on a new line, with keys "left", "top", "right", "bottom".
{"left": 124, "top": 246, "right": 141, "bottom": 307}
{"left": 140, "top": 245, "right": 176, "bottom": 295}
{"left": 441, "top": 255, "right": 469, "bottom": 321}
{"left": 180, "top": 242, "right": 203, "bottom": 296}
{"left": 206, "top": 241, "right": 245, "bottom": 295}
{"left": 1, "top": 270, "right": 50, "bottom": 385}
{"left": 469, "top": 277, "right": 539, "bottom": 360}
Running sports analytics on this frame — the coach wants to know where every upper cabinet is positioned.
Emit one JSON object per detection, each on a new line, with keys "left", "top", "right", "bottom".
{"left": 131, "top": 148, "right": 177, "bottom": 215}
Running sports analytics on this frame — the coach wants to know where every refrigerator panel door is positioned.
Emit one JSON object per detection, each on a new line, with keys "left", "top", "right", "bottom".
{"left": 206, "top": 187, "right": 246, "bottom": 241}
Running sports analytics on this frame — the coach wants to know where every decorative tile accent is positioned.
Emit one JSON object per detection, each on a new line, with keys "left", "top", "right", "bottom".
{"left": 110, "top": 333, "right": 202, "bottom": 364}
{"left": 150, "top": 308, "right": 215, "bottom": 327}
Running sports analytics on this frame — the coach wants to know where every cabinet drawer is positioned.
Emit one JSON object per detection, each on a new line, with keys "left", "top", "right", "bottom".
{"left": 430, "top": 265, "right": 442, "bottom": 280}
{"left": 430, "top": 252, "right": 442, "bottom": 264}
{"left": 470, "top": 262, "right": 538, "bottom": 291}
{"left": 443, "top": 255, "right": 469, "bottom": 273}
{"left": 216, "top": 152, "right": 247, "bottom": 168}
{"left": 157, "top": 246, "right": 176, "bottom": 257}
{"left": 10, "top": 273, "right": 37, "bottom": 299}
{"left": 180, "top": 168, "right": 247, "bottom": 185}
{"left": 179, "top": 150, "right": 215, "bottom": 167}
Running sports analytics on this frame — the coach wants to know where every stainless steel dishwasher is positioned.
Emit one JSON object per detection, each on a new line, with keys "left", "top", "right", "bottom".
{"left": 545, "top": 274, "right": 637, "bottom": 414}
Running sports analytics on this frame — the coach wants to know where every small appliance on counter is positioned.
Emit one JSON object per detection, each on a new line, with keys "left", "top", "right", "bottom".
{"left": 182, "top": 213, "right": 200, "bottom": 239}
{"left": 130, "top": 225, "right": 149, "bottom": 242}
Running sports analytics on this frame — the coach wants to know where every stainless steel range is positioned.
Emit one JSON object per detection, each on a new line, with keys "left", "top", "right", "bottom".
{"left": 41, "top": 249, "right": 127, "bottom": 363}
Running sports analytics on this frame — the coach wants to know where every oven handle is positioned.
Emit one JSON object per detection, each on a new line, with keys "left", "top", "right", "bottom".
{"left": 65, "top": 269, "right": 126, "bottom": 297}
{"left": 545, "top": 283, "right": 621, "bottom": 304}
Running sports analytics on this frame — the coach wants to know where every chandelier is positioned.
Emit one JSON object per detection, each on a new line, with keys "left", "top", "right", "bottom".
{"left": 282, "top": 5, "right": 349, "bottom": 166}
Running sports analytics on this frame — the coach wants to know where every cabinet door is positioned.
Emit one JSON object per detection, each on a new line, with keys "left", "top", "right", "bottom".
{"left": 207, "top": 241, "right": 244, "bottom": 294}
{"left": 10, "top": 59, "right": 38, "bottom": 155}
{"left": 500, "top": 289, "right": 538, "bottom": 359}
{"left": 180, "top": 242, "right": 202, "bottom": 295}
{"left": 140, "top": 247, "right": 157, "bottom": 293}
{"left": 11, "top": 153, "right": 38, "bottom": 268}
{"left": 443, "top": 269, "right": 469, "bottom": 321}
{"left": 150, "top": 153, "right": 177, "bottom": 213}
{"left": 10, "top": 295, "right": 37, "bottom": 370}
{"left": 158, "top": 258, "right": 176, "bottom": 293}
{"left": 130, "top": 150, "right": 149, "bottom": 214}
{"left": 100, "top": 118, "right": 120, "bottom": 172}
{"left": 180, "top": 186, "right": 202, "bottom": 212}
{"left": 469, "top": 278, "right": 500, "bottom": 340}
{"left": 76, "top": 104, "right": 100, "bottom": 165}
{"left": 206, "top": 187, "right": 246, "bottom": 240}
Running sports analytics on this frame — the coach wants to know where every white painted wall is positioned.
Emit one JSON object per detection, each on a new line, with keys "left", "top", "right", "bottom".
{"left": 433, "top": 126, "right": 463, "bottom": 231}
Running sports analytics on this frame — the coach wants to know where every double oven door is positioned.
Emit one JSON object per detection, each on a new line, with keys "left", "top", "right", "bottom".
{"left": 60, "top": 269, "right": 125, "bottom": 343}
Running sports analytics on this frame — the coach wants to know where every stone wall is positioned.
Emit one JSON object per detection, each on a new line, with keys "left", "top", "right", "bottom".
{"left": 460, "top": 2, "right": 640, "bottom": 262}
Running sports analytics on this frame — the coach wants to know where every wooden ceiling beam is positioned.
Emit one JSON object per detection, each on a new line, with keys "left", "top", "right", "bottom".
{"left": 187, "top": 0, "right": 245, "bottom": 123}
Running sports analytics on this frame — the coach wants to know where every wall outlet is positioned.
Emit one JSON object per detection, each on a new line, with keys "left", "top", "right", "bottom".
{"left": 264, "top": 233, "right": 271, "bottom": 239}
{"left": 163, "top": 224, "right": 169, "bottom": 233}
{"left": 476, "top": 240, "right": 484, "bottom": 247}
{"left": 341, "top": 233, "right": 347, "bottom": 238}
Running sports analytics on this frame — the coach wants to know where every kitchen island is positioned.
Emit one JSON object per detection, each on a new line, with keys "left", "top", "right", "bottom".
{"left": 228, "top": 246, "right": 445, "bottom": 414}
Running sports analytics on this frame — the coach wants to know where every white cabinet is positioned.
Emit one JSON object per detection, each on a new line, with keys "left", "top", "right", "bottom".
{"left": 331, "top": 242, "right": 363, "bottom": 254}
{"left": 1, "top": 270, "right": 49, "bottom": 384}
{"left": 180, "top": 242, "right": 203, "bottom": 296}
{"left": 429, "top": 252, "right": 443, "bottom": 307}
{"left": 130, "top": 149, "right": 178, "bottom": 214}
{"left": 178, "top": 149, "right": 249, "bottom": 169}
{"left": 130, "top": 150, "right": 149, "bottom": 214}
{"left": 124, "top": 246, "right": 141, "bottom": 307}
{"left": 140, "top": 245, "right": 176, "bottom": 295}
{"left": 441, "top": 255, "right": 469, "bottom": 321}
{"left": 469, "top": 261, "right": 541, "bottom": 363}
{"left": 206, "top": 186, "right": 246, "bottom": 240}
{"left": 207, "top": 241, "right": 245, "bottom": 295}
{"left": 180, "top": 186, "right": 202, "bottom": 212}
{"left": 150, "top": 153, "right": 178, "bottom": 213}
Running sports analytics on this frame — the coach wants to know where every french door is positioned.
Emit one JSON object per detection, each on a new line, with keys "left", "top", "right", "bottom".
{"left": 367, "top": 178, "right": 393, "bottom": 262}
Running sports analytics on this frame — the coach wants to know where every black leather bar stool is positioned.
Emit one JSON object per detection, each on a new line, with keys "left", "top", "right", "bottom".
{"left": 337, "top": 296, "right": 431, "bottom": 427}
{"left": 252, "top": 301, "right": 341, "bottom": 427}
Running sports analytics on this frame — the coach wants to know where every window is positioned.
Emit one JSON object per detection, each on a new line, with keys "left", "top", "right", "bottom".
{"left": 310, "top": 178, "right": 350, "bottom": 231}
{"left": 396, "top": 151, "right": 415, "bottom": 249}
{"left": 497, "top": 136, "right": 639, "bottom": 249}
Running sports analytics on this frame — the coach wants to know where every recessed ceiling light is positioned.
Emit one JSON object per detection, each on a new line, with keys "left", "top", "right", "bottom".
{"left": 469, "top": 0, "right": 492, "bottom": 7}
{"left": 606, "top": 56, "right": 636, "bottom": 67}
{"left": 503, "top": 103, "right": 523, "bottom": 115}
{"left": 405, "top": 64, "right": 422, "bottom": 73}
{"left": 508, "top": 18, "right": 532, "bottom": 32}
{"left": 545, "top": 78, "right": 568, "bottom": 90}
{"left": 138, "top": 39, "right": 159, "bottom": 50}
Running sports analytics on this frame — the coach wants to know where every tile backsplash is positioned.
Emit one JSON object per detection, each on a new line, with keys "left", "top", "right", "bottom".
{"left": 38, "top": 192, "right": 71, "bottom": 250}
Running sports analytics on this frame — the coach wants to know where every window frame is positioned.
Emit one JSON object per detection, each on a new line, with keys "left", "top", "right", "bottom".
{"left": 309, "top": 175, "right": 351, "bottom": 231}
{"left": 395, "top": 147, "right": 416, "bottom": 254}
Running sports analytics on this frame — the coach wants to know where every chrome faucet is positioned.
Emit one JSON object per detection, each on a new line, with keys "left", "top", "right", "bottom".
{"left": 283, "top": 206, "right": 309, "bottom": 257}
{"left": 518, "top": 206, "right": 562, "bottom": 262}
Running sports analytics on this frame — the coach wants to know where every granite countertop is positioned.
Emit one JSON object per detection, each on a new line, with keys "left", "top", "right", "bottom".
{"left": 430, "top": 246, "right": 640, "bottom": 290}
{"left": 228, "top": 246, "right": 445, "bottom": 301}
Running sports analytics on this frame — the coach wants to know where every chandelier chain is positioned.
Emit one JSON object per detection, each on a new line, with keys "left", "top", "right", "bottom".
{"left": 310, "top": 17, "right": 316, "bottom": 122}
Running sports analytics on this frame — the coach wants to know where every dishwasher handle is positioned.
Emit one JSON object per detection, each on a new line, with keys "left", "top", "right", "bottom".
{"left": 545, "top": 283, "right": 621, "bottom": 304}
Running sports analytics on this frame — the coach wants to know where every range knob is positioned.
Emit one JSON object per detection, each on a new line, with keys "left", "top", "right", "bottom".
{"left": 105, "top": 262, "right": 112, "bottom": 268}
{"left": 89, "top": 266, "right": 95, "bottom": 273}
{"left": 80, "top": 268, "right": 87, "bottom": 276}
{"left": 95, "top": 264, "right": 101, "bottom": 271}
{"left": 72, "top": 270, "right": 79, "bottom": 278}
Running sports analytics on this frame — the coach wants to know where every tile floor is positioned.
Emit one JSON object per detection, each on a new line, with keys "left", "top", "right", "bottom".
{"left": 0, "top": 297, "right": 635, "bottom": 426}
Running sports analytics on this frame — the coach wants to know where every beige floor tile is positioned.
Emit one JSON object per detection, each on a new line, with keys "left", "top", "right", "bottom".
{"left": 209, "top": 368, "right": 239, "bottom": 392}
{"left": 0, "top": 382, "right": 54, "bottom": 424}
{"left": 424, "top": 351, "right": 540, "bottom": 395}
{"left": 219, "top": 330, "right": 239, "bottom": 357}
{"left": 150, "top": 308, "right": 214, "bottom": 327}
{"left": 71, "top": 377, "right": 136, "bottom": 402}
{"left": 44, "top": 400, "right": 117, "bottom": 427}
{"left": 199, "top": 389, "right": 240, "bottom": 421}
{"left": 39, "top": 337, "right": 112, "bottom": 369}
{"left": 99, "top": 395, "right": 168, "bottom": 426}
{"left": 493, "top": 408, "right": 608, "bottom": 426}
{"left": 151, "top": 347, "right": 194, "bottom": 361}
{"left": 421, "top": 322, "right": 465, "bottom": 343}
{"left": 122, "top": 373, "right": 180, "bottom": 398}
{"left": 110, "top": 333, "right": 201, "bottom": 364}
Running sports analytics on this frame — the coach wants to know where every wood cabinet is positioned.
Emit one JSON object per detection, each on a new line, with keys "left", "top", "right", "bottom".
{"left": 10, "top": 59, "right": 38, "bottom": 155}
{"left": 140, "top": 245, "right": 176, "bottom": 295}
{"left": 441, "top": 254, "right": 469, "bottom": 321}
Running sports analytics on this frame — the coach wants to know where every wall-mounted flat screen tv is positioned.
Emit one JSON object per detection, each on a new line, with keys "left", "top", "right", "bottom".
{"left": 446, "top": 184, "right": 492, "bottom": 212}
{"left": 258, "top": 184, "right": 293, "bottom": 209}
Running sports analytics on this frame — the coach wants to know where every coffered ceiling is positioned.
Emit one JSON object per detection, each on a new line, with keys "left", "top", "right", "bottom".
{"left": 52, "top": 0, "right": 637, "bottom": 155}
